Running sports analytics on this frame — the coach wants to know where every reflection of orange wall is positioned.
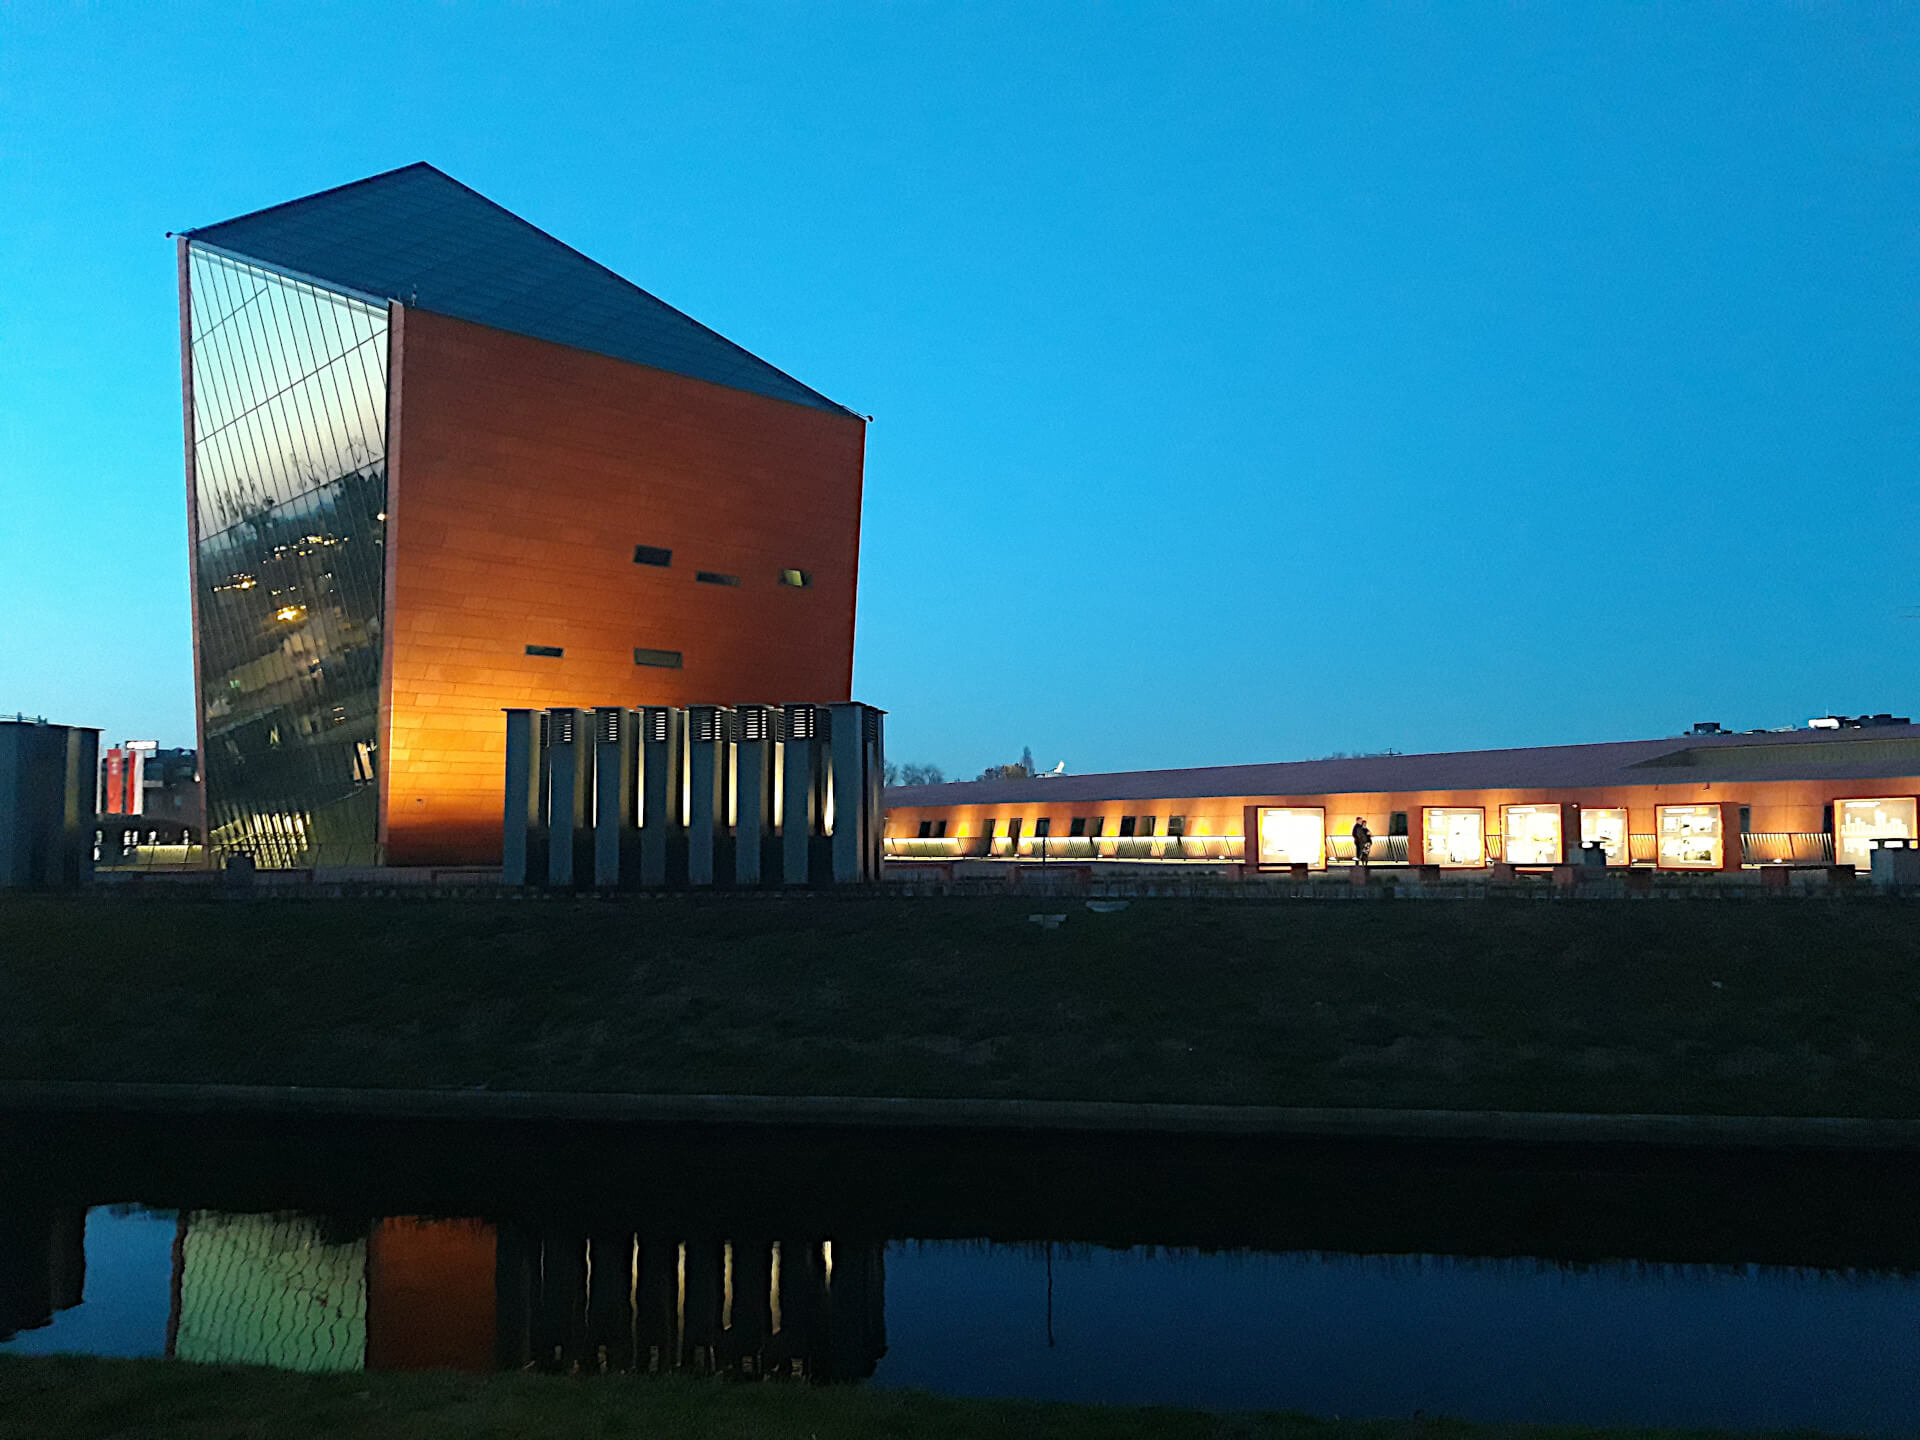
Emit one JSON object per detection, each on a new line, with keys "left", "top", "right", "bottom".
{"left": 366, "top": 1218, "right": 497, "bottom": 1373}
{"left": 380, "top": 309, "right": 866, "bottom": 864}
{"left": 887, "top": 777, "right": 1920, "bottom": 852}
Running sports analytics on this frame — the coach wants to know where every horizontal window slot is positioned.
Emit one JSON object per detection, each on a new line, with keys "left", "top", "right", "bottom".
{"left": 633, "top": 545, "right": 673, "bottom": 567}
{"left": 695, "top": 571, "right": 740, "bottom": 587}
{"left": 634, "top": 647, "right": 683, "bottom": 669}
{"left": 525, "top": 644, "right": 563, "bottom": 658}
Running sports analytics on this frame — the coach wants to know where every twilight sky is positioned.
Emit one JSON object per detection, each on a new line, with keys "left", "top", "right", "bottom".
{"left": 1, "top": 4, "right": 1915, "bottom": 777}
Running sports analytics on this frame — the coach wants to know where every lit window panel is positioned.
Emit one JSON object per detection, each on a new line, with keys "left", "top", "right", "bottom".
{"left": 1835, "top": 797, "right": 1917, "bottom": 870}
{"left": 1255, "top": 807, "right": 1325, "bottom": 868}
{"left": 1657, "top": 805, "right": 1723, "bottom": 870}
{"left": 1422, "top": 808, "right": 1485, "bottom": 868}
{"left": 1501, "top": 805, "right": 1563, "bottom": 866}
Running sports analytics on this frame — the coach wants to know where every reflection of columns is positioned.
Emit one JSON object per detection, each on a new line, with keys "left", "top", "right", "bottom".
{"left": 501, "top": 709, "right": 544, "bottom": 886}
{"left": 586, "top": 1231, "right": 635, "bottom": 1372}
{"left": 734, "top": 706, "right": 779, "bottom": 887}
{"left": 545, "top": 709, "right": 591, "bottom": 889}
{"left": 593, "top": 709, "right": 637, "bottom": 888}
{"left": 487, "top": 1225, "right": 885, "bottom": 1382}
{"left": 782, "top": 705, "right": 828, "bottom": 886}
{"left": 686, "top": 707, "right": 734, "bottom": 888}
{"left": 640, "top": 708, "right": 685, "bottom": 888}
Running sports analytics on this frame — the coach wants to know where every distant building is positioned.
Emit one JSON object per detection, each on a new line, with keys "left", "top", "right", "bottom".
{"left": 177, "top": 164, "right": 866, "bottom": 868}
{"left": 96, "top": 743, "right": 202, "bottom": 864}
{"left": 884, "top": 722, "right": 1920, "bottom": 873}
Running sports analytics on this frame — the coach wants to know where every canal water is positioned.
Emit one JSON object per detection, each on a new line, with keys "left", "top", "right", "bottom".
{"left": 2, "top": 1115, "right": 1916, "bottom": 1433}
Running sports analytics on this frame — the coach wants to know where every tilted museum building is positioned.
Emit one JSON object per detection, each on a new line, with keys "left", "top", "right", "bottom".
{"left": 178, "top": 164, "right": 866, "bottom": 867}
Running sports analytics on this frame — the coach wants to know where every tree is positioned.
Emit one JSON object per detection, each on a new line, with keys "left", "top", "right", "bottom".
{"left": 885, "top": 761, "right": 946, "bottom": 788}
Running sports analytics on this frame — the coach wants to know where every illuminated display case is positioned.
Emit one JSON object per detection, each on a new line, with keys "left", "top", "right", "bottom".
{"left": 1500, "top": 805, "right": 1564, "bottom": 866}
{"left": 1836, "top": 797, "right": 1917, "bottom": 870}
{"left": 1422, "top": 808, "right": 1485, "bottom": 868}
{"left": 1580, "top": 807, "right": 1629, "bottom": 866}
{"left": 1255, "top": 807, "right": 1326, "bottom": 868}
{"left": 1657, "top": 804, "right": 1725, "bottom": 870}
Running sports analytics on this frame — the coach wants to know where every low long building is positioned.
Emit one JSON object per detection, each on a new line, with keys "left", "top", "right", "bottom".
{"left": 881, "top": 722, "right": 1920, "bottom": 873}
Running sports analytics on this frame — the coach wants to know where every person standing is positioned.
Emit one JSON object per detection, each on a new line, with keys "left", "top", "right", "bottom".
{"left": 1351, "top": 816, "right": 1373, "bottom": 868}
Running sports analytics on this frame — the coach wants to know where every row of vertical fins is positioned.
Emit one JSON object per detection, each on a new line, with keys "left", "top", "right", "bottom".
{"left": 504, "top": 703, "right": 885, "bottom": 889}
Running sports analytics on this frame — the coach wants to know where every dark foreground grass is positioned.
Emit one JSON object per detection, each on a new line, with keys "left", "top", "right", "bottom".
{"left": 0, "top": 1356, "right": 1833, "bottom": 1440}
{"left": 2, "top": 895, "right": 1917, "bottom": 1116}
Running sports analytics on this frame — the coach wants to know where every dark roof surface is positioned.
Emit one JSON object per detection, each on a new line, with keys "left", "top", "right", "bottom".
{"left": 885, "top": 726, "right": 1920, "bottom": 807}
{"left": 185, "top": 163, "right": 855, "bottom": 416}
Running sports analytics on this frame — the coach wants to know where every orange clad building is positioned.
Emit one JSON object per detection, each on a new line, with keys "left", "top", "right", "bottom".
{"left": 178, "top": 164, "right": 864, "bottom": 867}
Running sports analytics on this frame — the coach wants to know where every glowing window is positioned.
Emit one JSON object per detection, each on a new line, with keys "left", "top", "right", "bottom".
{"left": 1836, "top": 797, "right": 1917, "bottom": 870}
{"left": 1422, "top": 808, "right": 1486, "bottom": 867}
{"left": 1657, "top": 804, "right": 1724, "bottom": 870}
{"left": 1256, "top": 807, "right": 1325, "bottom": 868}
{"left": 1580, "top": 807, "right": 1629, "bottom": 866}
{"left": 1501, "top": 805, "right": 1563, "bottom": 865}
{"left": 778, "top": 569, "right": 811, "bottom": 588}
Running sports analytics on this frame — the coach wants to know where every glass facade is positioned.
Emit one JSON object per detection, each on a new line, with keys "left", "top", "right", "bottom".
{"left": 187, "top": 246, "right": 389, "bottom": 867}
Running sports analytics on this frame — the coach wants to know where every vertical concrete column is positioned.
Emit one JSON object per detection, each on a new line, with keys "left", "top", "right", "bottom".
{"left": 686, "top": 706, "right": 735, "bottom": 887}
{"left": 546, "top": 708, "right": 592, "bottom": 889}
{"left": 502, "top": 708, "right": 545, "bottom": 886}
{"left": 59, "top": 726, "right": 98, "bottom": 888}
{"left": 829, "top": 703, "right": 886, "bottom": 885}
{"left": 640, "top": 706, "right": 685, "bottom": 888}
{"left": 733, "top": 705, "right": 779, "bottom": 887}
{"left": 781, "top": 704, "right": 827, "bottom": 885}
{"left": 594, "top": 707, "right": 638, "bottom": 888}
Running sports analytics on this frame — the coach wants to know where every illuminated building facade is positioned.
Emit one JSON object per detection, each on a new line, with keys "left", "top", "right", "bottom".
{"left": 884, "top": 722, "right": 1920, "bottom": 874}
{"left": 178, "top": 164, "right": 865, "bottom": 867}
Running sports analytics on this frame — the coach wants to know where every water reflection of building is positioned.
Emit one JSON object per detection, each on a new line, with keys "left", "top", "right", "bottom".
{"left": 0, "top": 1208, "right": 85, "bottom": 1342}
{"left": 163, "top": 1213, "right": 884, "bottom": 1382}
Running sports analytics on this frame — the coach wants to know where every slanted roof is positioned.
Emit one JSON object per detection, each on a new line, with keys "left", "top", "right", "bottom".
{"left": 884, "top": 725, "right": 1920, "bottom": 807}
{"left": 184, "top": 163, "right": 856, "bottom": 417}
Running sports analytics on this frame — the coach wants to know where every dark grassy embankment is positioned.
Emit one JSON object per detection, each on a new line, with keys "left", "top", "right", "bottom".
{"left": 0, "top": 1357, "right": 1849, "bottom": 1440}
{"left": 1, "top": 896, "right": 1916, "bottom": 1117}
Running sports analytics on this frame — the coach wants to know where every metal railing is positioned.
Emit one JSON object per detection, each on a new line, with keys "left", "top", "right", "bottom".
{"left": 1741, "top": 832, "right": 1836, "bottom": 866}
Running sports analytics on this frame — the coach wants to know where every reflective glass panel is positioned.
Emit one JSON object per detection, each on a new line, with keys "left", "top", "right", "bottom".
{"left": 188, "top": 246, "right": 389, "bottom": 867}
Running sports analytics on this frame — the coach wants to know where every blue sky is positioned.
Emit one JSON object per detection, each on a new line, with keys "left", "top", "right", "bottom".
{"left": 2, "top": 4, "right": 1915, "bottom": 777}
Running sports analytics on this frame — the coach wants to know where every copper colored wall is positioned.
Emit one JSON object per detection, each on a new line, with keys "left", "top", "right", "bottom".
{"left": 381, "top": 309, "right": 865, "bottom": 865}
{"left": 366, "top": 1218, "right": 497, "bottom": 1372}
